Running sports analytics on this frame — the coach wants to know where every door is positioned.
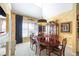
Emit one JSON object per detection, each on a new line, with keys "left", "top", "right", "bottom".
{"left": 16, "top": 15, "right": 23, "bottom": 44}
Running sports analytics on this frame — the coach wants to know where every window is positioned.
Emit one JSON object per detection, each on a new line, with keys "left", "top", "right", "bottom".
{"left": 29, "top": 22, "right": 38, "bottom": 36}
{"left": 0, "top": 19, "right": 6, "bottom": 33}
{"left": 2, "top": 20, "right": 6, "bottom": 32}
{"left": 22, "top": 20, "right": 38, "bottom": 37}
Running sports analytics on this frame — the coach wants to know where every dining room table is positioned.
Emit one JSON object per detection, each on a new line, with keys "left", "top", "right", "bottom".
{"left": 35, "top": 35, "right": 60, "bottom": 55}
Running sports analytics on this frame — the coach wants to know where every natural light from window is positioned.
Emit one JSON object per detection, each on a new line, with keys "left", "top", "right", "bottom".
{"left": 22, "top": 20, "right": 38, "bottom": 37}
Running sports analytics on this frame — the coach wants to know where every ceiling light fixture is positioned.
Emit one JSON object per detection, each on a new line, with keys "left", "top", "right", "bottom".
{"left": 38, "top": 18, "right": 47, "bottom": 26}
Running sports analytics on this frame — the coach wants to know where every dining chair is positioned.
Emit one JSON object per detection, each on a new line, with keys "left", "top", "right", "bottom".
{"left": 38, "top": 37, "right": 46, "bottom": 55}
{"left": 47, "top": 38, "right": 67, "bottom": 56}
{"left": 30, "top": 35, "right": 36, "bottom": 50}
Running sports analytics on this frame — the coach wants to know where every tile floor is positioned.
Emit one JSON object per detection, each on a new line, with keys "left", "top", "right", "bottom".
{"left": 0, "top": 47, "right": 6, "bottom": 56}
{"left": 0, "top": 42, "right": 76, "bottom": 56}
{"left": 15, "top": 42, "right": 75, "bottom": 56}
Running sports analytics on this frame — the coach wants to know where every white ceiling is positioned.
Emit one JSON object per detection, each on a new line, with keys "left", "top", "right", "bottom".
{"left": 42, "top": 3, "right": 73, "bottom": 19}
{"left": 12, "top": 3, "right": 42, "bottom": 19}
{"left": 12, "top": 3, "right": 73, "bottom": 19}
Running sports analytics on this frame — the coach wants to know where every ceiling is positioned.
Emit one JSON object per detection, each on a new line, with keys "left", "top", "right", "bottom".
{"left": 12, "top": 3, "right": 42, "bottom": 19}
{"left": 12, "top": 3, "right": 73, "bottom": 19}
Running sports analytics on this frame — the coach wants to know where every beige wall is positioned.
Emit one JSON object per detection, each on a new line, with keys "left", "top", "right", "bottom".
{"left": 11, "top": 12, "right": 16, "bottom": 55}
{"left": 76, "top": 4, "right": 79, "bottom": 52}
{"left": 49, "top": 4, "right": 76, "bottom": 55}
{"left": 6, "top": 14, "right": 9, "bottom": 32}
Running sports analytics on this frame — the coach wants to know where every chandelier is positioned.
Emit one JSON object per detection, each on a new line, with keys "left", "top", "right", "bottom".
{"left": 38, "top": 19, "right": 47, "bottom": 26}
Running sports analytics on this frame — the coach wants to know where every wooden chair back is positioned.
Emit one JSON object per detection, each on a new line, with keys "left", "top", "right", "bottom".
{"left": 61, "top": 38, "right": 67, "bottom": 55}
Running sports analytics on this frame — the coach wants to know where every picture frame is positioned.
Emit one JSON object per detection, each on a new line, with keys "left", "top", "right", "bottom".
{"left": 61, "top": 22, "right": 71, "bottom": 32}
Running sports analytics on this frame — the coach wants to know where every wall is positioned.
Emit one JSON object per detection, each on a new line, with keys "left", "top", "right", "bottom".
{"left": 76, "top": 4, "right": 79, "bottom": 52}
{"left": 49, "top": 4, "right": 76, "bottom": 55}
{"left": 0, "top": 3, "right": 11, "bottom": 55}
{"left": 11, "top": 12, "right": 16, "bottom": 55}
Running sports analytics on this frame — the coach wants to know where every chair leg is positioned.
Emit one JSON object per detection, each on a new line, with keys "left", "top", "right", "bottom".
{"left": 47, "top": 50, "right": 50, "bottom": 56}
{"left": 30, "top": 43, "right": 31, "bottom": 49}
{"left": 46, "top": 49, "right": 51, "bottom": 56}
{"left": 39, "top": 49, "right": 41, "bottom": 56}
{"left": 30, "top": 43, "right": 33, "bottom": 50}
{"left": 48, "top": 52, "right": 51, "bottom": 56}
{"left": 61, "top": 50, "right": 65, "bottom": 56}
{"left": 35, "top": 44, "right": 37, "bottom": 54}
{"left": 46, "top": 49, "right": 48, "bottom": 55}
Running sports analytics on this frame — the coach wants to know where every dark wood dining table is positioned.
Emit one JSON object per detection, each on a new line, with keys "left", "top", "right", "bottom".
{"left": 30, "top": 35, "right": 60, "bottom": 55}
{"left": 38, "top": 40, "right": 60, "bottom": 49}
{"left": 35, "top": 35, "right": 60, "bottom": 55}
{"left": 37, "top": 34, "right": 60, "bottom": 48}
